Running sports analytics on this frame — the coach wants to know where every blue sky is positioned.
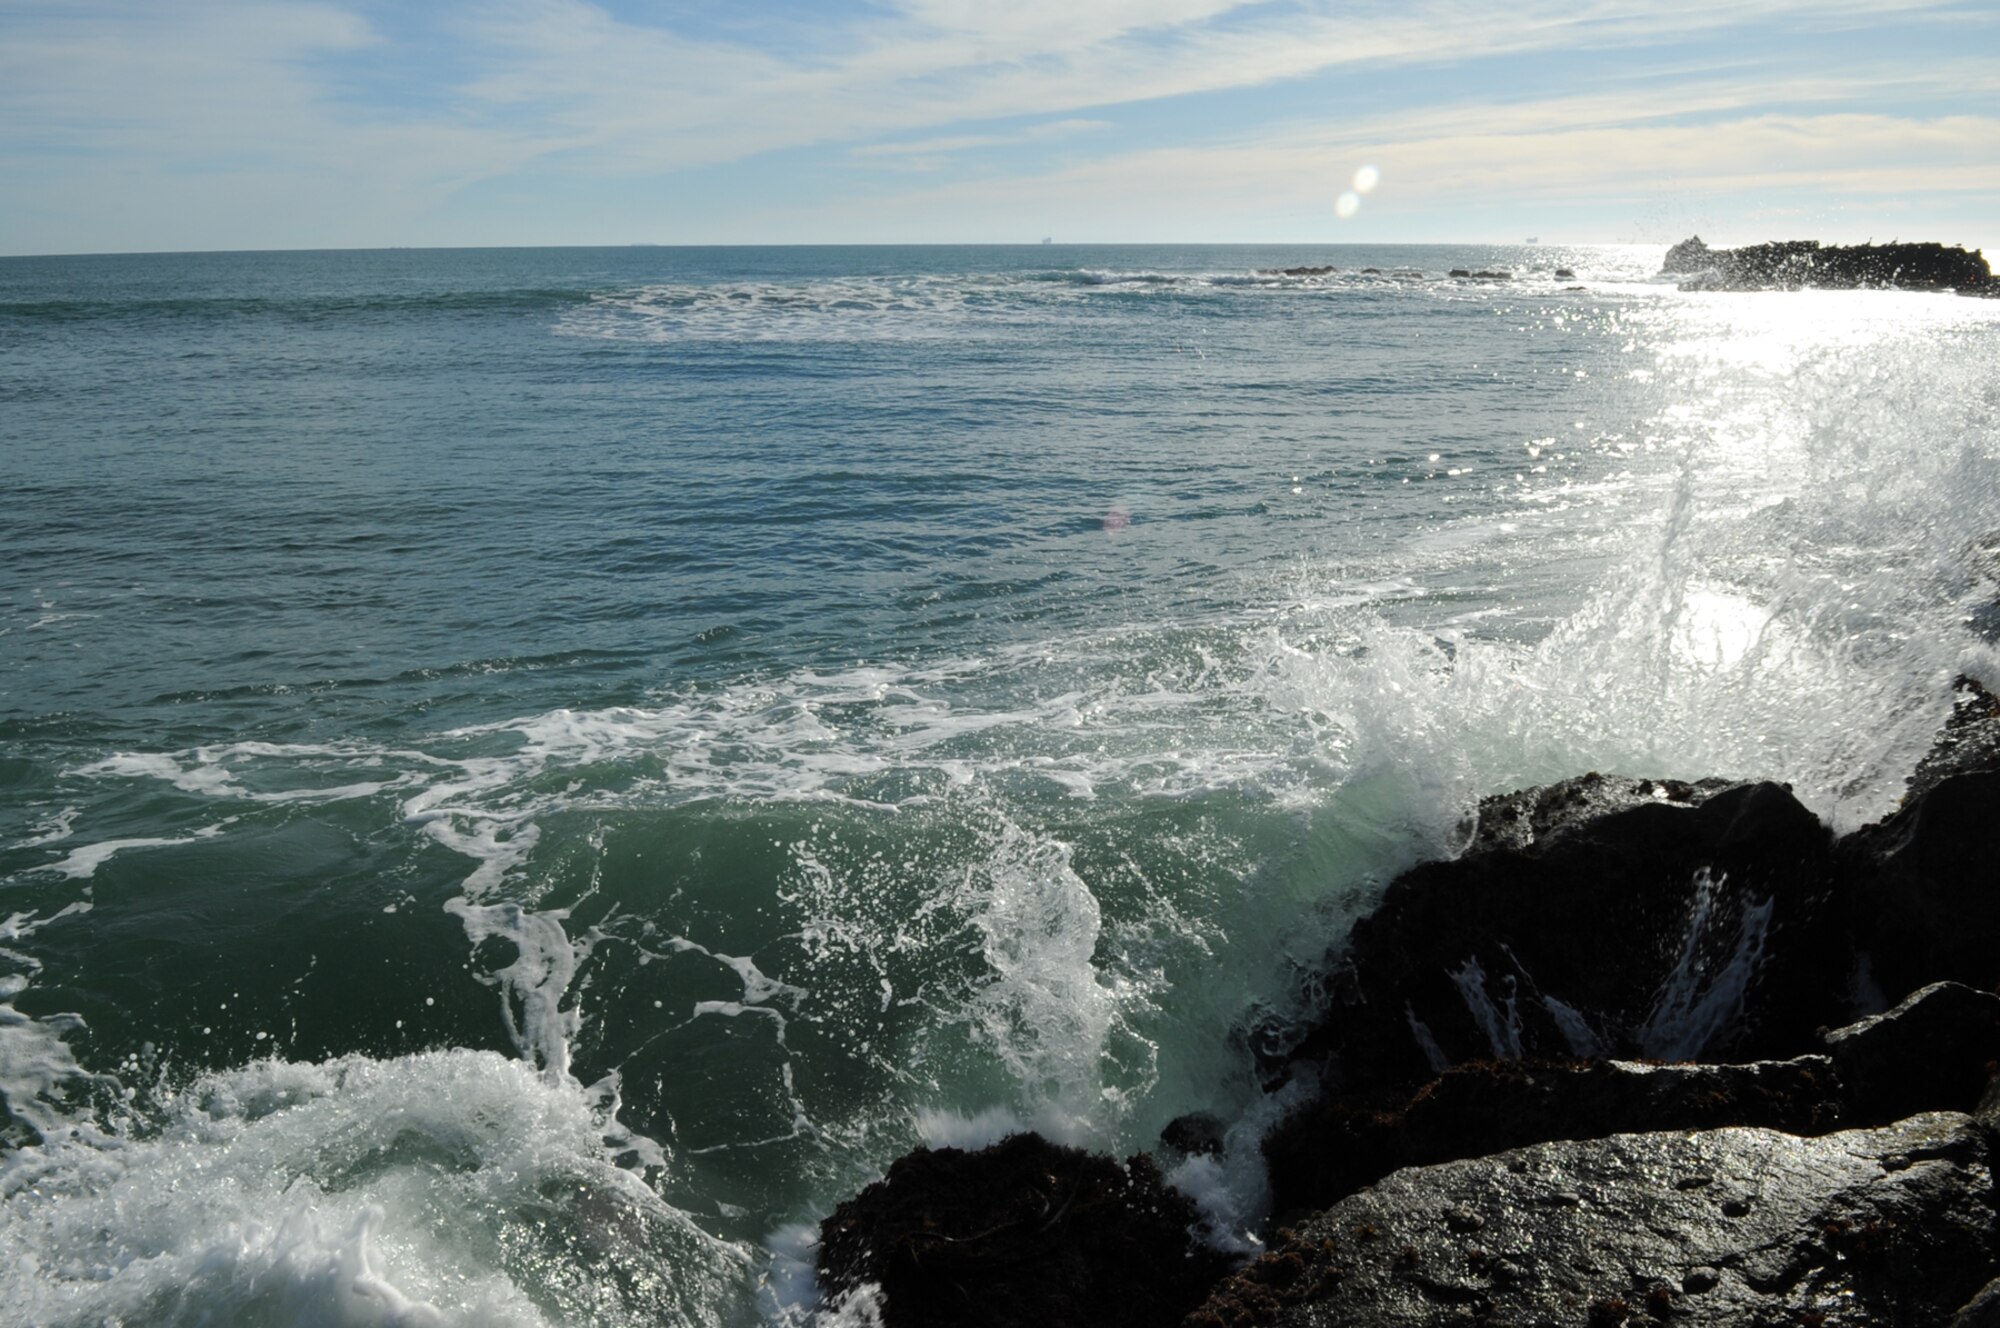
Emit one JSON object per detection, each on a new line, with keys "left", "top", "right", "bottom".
{"left": 3, "top": 0, "right": 1995, "bottom": 254}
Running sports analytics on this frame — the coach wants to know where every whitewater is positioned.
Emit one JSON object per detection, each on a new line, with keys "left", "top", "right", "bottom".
{"left": 2, "top": 243, "right": 1996, "bottom": 1326}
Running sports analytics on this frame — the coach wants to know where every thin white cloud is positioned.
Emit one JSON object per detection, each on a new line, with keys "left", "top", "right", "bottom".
{"left": 403, "top": 0, "right": 1992, "bottom": 178}
{"left": 851, "top": 119, "right": 1109, "bottom": 159}
{"left": 0, "top": 0, "right": 1992, "bottom": 249}
{"left": 813, "top": 104, "right": 1997, "bottom": 244}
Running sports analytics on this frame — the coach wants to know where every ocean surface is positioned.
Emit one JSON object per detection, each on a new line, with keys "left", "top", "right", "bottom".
{"left": 3, "top": 243, "right": 1997, "bottom": 1326}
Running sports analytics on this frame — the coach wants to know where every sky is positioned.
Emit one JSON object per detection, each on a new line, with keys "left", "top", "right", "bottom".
{"left": 2, "top": 0, "right": 1996, "bottom": 255}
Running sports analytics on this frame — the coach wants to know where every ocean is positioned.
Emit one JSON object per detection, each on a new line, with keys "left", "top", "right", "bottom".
{"left": 2, "top": 243, "right": 1996, "bottom": 1326}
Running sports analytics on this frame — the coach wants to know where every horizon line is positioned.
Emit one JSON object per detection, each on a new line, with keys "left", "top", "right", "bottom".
{"left": 3, "top": 238, "right": 1684, "bottom": 261}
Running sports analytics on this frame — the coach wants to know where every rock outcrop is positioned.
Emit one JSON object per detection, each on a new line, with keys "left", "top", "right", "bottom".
{"left": 817, "top": 673, "right": 2000, "bottom": 1328}
{"left": 1264, "top": 981, "right": 2000, "bottom": 1218}
{"left": 1196, "top": 1113, "right": 2000, "bottom": 1327}
{"left": 1276, "top": 777, "right": 1844, "bottom": 1098}
{"left": 1661, "top": 235, "right": 1994, "bottom": 292}
{"left": 817, "top": 1133, "right": 1230, "bottom": 1328}
{"left": 1841, "top": 676, "right": 2000, "bottom": 1002}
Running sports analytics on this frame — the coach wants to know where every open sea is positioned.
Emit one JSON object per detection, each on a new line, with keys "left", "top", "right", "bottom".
{"left": 3, "top": 243, "right": 1997, "bottom": 1326}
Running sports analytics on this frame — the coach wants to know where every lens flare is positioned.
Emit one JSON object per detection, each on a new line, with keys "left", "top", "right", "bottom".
{"left": 1335, "top": 191, "right": 1360, "bottom": 220}
{"left": 1353, "top": 165, "right": 1380, "bottom": 194}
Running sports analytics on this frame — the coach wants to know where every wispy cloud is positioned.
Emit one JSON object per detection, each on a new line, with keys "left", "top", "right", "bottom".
{"left": 850, "top": 119, "right": 1109, "bottom": 165}
{"left": 0, "top": 0, "right": 1993, "bottom": 250}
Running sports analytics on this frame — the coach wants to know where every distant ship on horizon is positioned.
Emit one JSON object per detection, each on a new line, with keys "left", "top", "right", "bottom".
{"left": 1041, "top": 236, "right": 1053, "bottom": 245}
{"left": 1524, "top": 236, "right": 1540, "bottom": 245}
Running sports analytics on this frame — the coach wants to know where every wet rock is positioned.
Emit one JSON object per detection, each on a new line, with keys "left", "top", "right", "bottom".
{"left": 1901, "top": 674, "right": 2000, "bottom": 803}
{"left": 1279, "top": 778, "right": 1843, "bottom": 1095}
{"left": 818, "top": 1132, "right": 1228, "bottom": 1328}
{"left": 1821, "top": 981, "right": 2000, "bottom": 1125}
{"left": 1955, "top": 1277, "right": 2000, "bottom": 1327}
{"left": 1262, "top": 1054, "right": 1843, "bottom": 1217}
{"left": 1162, "top": 1111, "right": 1228, "bottom": 1157}
{"left": 1191, "top": 1113, "right": 2000, "bottom": 1327}
{"left": 1554, "top": 267, "right": 1576, "bottom": 279}
{"left": 1468, "top": 773, "right": 1732, "bottom": 853}
{"left": 1261, "top": 265, "right": 1337, "bottom": 277}
{"left": 1842, "top": 677, "right": 2000, "bottom": 1003}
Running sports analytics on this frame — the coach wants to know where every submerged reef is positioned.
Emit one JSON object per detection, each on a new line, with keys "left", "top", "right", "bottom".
{"left": 1662, "top": 234, "right": 1996, "bottom": 293}
{"left": 817, "top": 675, "right": 2000, "bottom": 1327}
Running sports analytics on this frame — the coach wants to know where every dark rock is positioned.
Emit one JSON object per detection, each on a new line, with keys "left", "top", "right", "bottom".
{"left": 1262, "top": 265, "right": 1337, "bottom": 277}
{"left": 1191, "top": 1113, "right": 2000, "bottom": 1327}
{"left": 1955, "top": 1277, "right": 2000, "bottom": 1327}
{"left": 1660, "top": 234, "right": 1994, "bottom": 291}
{"left": 1822, "top": 981, "right": 2000, "bottom": 1125}
{"left": 1554, "top": 267, "right": 1576, "bottom": 279}
{"left": 1278, "top": 778, "right": 1843, "bottom": 1096}
{"left": 1163, "top": 1111, "right": 1228, "bottom": 1157}
{"left": 1842, "top": 677, "right": 2000, "bottom": 1003}
{"left": 818, "top": 1132, "right": 1229, "bottom": 1328}
{"left": 1902, "top": 674, "right": 2000, "bottom": 802}
{"left": 1262, "top": 1054, "right": 1843, "bottom": 1217}
{"left": 1469, "top": 773, "right": 1731, "bottom": 853}
{"left": 1448, "top": 268, "right": 1471, "bottom": 278}
{"left": 1662, "top": 234, "right": 1717, "bottom": 274}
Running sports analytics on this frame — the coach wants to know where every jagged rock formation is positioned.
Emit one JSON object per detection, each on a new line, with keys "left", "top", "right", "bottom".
{"left": 817, "top": 676, "right": 2000, "bottom": 1328}
{"left": 1274, "top": 777, "right": 1845, "bottom": 1097}
{"left": 1661, "top": 235, "right": 1994, "bottom": 292}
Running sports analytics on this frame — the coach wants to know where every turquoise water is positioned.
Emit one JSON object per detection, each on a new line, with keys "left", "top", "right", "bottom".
{"left": 3, "top": 245, "right": 1997, "bottom": 1325}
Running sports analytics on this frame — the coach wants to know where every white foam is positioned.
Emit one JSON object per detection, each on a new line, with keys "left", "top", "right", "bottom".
{"left": 1639, "top": 869, "right": 1774, "bottom": 1061}
{"left": 1166, "top": 1071, "right": 1318, "bottom": 1254}
{"left": 1450, "top": 956, "right": 1524, "bottom": 1059}
{"left": 0, "top": 1050, "right": 751, "bottom": 1328}
{"left": 913, "top": 1105, "right": 1029, "bottom": 1151}
{"left": 961, "top": 821, "right": 1120, "bottom": 1128}
{"left": 15, "top": 805, "right": 79, "bottom": 848}
{"left": 44, "top": 823, "right": 228, "bottom": 879}
{"left": 1543, "top": 995, "right": 1608, "bottom": 1058}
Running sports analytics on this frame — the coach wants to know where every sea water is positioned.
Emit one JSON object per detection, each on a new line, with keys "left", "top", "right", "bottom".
{"left": 2, "top": 244, "right": 1996, "bottom": 1325}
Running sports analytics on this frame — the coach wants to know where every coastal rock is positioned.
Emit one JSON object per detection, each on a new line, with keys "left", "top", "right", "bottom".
{"left": 1842, "top": 677, "right": 2000, "bottom": 1003}
{"left": 1162, "top": 1111, "right": 1228, "bottom": 1157}
{"left": 1264, "top": 980, "right": 2000, "bottom": 1217}
{"left": 1899, "top": 673, "right": 2000, "bottom": 803}
{"left": 1280, "top": 777, "right": 1844, "bottom": 1096}
{"left": 1660, "top": 235, "right": 1994, "bottom": 291}
{"left": 1821, "top": 981, "right": 2000, "bottom": 1125}
{"left": 1261, "top": 1054, "right": 1841, "bottom": 1217}
{"left": 1193, "top": 1113, "right": 2000, "bottom": 1327}
{"left": 817, "top": 1132, "right": 1229, "bottom": 1328}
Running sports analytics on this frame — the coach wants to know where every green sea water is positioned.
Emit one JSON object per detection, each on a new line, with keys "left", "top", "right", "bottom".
{"left": 2, "top": 244, "right": 1996, "bottom": 1325}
